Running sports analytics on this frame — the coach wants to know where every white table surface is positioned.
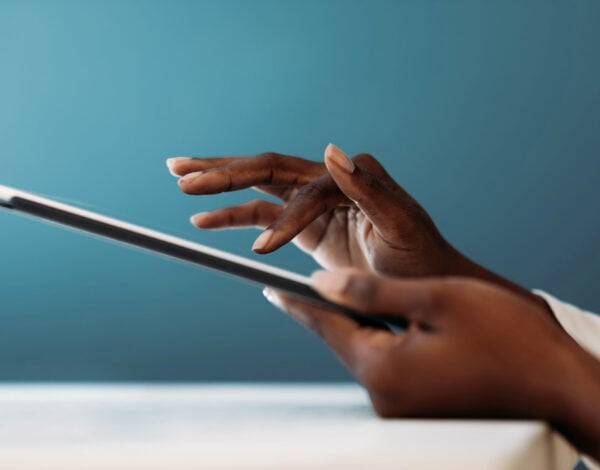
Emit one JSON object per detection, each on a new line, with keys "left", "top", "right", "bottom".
{"left": 0, "top": 384, "right": 578, "bottom": 470}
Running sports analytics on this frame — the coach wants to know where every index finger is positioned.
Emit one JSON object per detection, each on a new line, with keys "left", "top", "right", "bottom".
{"left": 311, "top": 270, "right": 440, "bottom": 326}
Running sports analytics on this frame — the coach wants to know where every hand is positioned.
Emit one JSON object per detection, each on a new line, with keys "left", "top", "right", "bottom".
{"left": 167, "top": 144, "right": 552, "bottom": 313}
{"left": 167, "top": 144, "right": 453, "bottom": 276}
{"left": 264, "top": 271, "right": 600, "bottom": 459}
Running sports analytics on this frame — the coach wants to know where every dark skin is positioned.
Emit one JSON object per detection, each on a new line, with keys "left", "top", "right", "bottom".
{"left": 167, "top": 143, "right": 600, "bottom": 458}
{"left": 264, "top": 271, "right": 600, "bottom": 461}
{"left": 168, "top": 144, "right": 551, "bottom": 314}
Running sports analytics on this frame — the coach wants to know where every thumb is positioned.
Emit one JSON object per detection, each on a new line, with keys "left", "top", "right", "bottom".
{"left": 324, "top": 143, "right": 412, "bottom": 241}
{"left": 310, "top": 269, "right": 432, "bottom": 324}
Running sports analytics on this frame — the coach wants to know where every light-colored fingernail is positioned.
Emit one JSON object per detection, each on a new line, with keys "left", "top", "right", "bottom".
{"left": 263, "top": 287, "right": 284, "bottom": 310}
{"left": 190, "top": 213, "right": 209, "bottom": 226}
{"left": 166, "top": 158, "right": 176, "bottom": 175}
{"left": 252, "top": 229, "right": 274, "bottom": 252}
{"left": 311, "top": 271, "right": 349, "bottom": 294}
{"left": 178, "top": 170, "right": 204, "bottom": 185}
{"left": 166, "top": 157, "right": 187, "bottom": 176}
{"left": 325, "top": 143, "right": 355, "bottom": 174}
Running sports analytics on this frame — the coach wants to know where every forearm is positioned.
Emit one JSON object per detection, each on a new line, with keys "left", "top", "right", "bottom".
{"left": 452, "top": 250, "right": 600, "bottom": 459}
{"left": 447, "top": 246, "right": 553, "bottom": 315}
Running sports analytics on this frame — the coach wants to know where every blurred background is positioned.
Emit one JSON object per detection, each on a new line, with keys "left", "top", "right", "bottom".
{"left": 0, "top": 0, "right": 598, "bottom": 381}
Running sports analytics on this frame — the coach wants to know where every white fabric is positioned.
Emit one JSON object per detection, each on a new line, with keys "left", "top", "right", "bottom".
{"left": 534, "top": 290, "right": 600, "bottom": 470}
{"left": 534, "top": 290, "right": 600, "bottom": 361}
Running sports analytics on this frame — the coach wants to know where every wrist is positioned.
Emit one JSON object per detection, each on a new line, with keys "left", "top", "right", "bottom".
{"left": 440, "top": 245, "right": 478, "bottom": 278}
{"left": 443, "top": 245, "right": 503, "bottom": 281}
{"left": 444, "top": 246, "right": 554, "bottom": 316}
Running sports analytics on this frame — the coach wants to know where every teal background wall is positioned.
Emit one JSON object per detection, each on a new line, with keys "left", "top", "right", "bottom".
{"left": 0, "top": 0, "right": 598, "bottom": 381}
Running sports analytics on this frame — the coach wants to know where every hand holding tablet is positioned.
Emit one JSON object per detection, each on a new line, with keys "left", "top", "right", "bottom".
{"left": 3, "top": 143, "right": 600, "bottom": 462}
{"left": 265, "top": 268, "right": 600, "bottom": 463}
{"left": 0, "top": 143, "right": 550, "bottom": 327}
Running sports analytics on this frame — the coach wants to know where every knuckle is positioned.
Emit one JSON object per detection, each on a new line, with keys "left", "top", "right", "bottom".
{"left": 246, "top": 199, "right": 264, "bottom": 209}
{"left": 296, "top": 182, "right": 327, "bottom": 202}
{"left": 353, "top": 152, "right": 377, "bottom": 166}
{"left": 258, "top": 152, "right": 282, "bottom": 165}
{"left": 350, "top": 154, "right": 380, "bottom": 179}
{"left": 351, "top": 169, "right": 383, "bottom": 204}
{"left": 353, "top": 153, "right": 384, "bottom": 177}
{"left": 363, "top": 172, "right": 382, "bottom": 192}
{"left": 245, "top": 200, "right": 263, "bottom": 221}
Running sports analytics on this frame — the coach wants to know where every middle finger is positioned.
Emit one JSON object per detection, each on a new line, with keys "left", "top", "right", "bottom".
{"left": 177, "top": 153, "right": 325, "bottom": 195}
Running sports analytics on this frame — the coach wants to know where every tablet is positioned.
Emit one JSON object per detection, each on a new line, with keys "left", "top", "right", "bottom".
{"left": 0, "top": 184, "right": 392, "bottom": 330}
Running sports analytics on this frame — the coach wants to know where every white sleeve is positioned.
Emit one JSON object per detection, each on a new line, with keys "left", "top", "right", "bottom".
{"left": 533, "top": 290, "right": 600, "bottom": 361}
{"left": 533, "top": 290, "right": 600, "bottom": 470}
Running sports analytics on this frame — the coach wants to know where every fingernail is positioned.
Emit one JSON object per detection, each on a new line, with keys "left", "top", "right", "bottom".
{"left": 252, "top": 229, "right": 274, "bottom": 252}
{"left": 325, "top": 143, "right": 355, "bottom": 174}
{"left": 166, "top": 157, "right": 187, "bottom": 176}
{"left": 263, "top": 287, "right": 284, "bottom": 310}
{"left": 190, "top": 213, "right": 208, "bottom": 225}
{"left": 166, "top": 158, "right": 176, "bottom": 175}
{"left": 178, "top": 171, "right": 204, "bottom": 184}
{"left": 311, "top": 271, "right": 349, "bottom": 294}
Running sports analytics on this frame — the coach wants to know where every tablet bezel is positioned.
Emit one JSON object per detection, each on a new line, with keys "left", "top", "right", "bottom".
{"left": 0, "top": 184, "right": 393, "bottom": 330}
